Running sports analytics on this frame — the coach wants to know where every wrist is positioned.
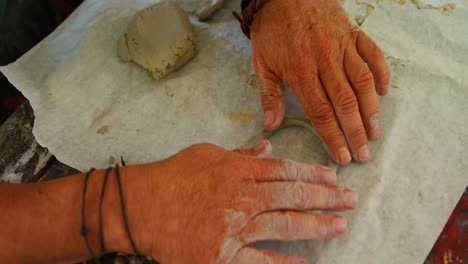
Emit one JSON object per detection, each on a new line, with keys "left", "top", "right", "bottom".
{"left": 114, "top": 162, "right": 162, "bottom": 258}
{"left": 74, "top": 166, "right": 152, "bottom": 257}
{"left": 75, "top": 168, "right": 131, "bottom": 257}
{"left": 99, "top": 166, "right": 133, "bottom": 255}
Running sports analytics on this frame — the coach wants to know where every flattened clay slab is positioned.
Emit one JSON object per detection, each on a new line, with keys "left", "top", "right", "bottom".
{"left": 118, "top": 1, "right": 195, "bottom": 79}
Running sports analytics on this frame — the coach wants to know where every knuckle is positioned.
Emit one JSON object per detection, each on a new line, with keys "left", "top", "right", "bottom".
{"left": 187, "top": 143, "right": 222, "bottom": 153}
{"left": 181, "top": 144, "right": 230, "bottom": 166}
{"left": 353, "top": 70, "right": 375, "bottom": 93}
{"left": 294, "top": 183, "right": 311, "bottom": 208}
{"left": 283, "top": 213, "right": 299, "bottom": 236}
{"left": 260, "top": 85, "right": 283, "bottom": 100}
{"left": 245, "top": 162, "right": 264, "bottom": 181}
{"left": 307, "top": 165, "right": 318, "bottom": 181}
{"left": 315, "top": 217, "right": 331, "bottom": 237}
{"left": 318, "top": 43, "right": 339, "bottom": 72}
{"left": 310, "top": 103, "right": 336, "bottom": 126}
{"left": 292, "top": 58, "right": 316, "bottom": 82}
{"left": 283, "top": 159, "right": 299, "bottom": 180}
{"left": 335, "top": 91, "right": 358, "bottom": 116}
{"left": 347, "top": 127, "right": 367, "bottom": 143}
{"left": 318, "top": 41, "right": 332, "bottom": 61}
{"left": 325, "top": 188, "right": 337, "bottom": 208}
{"left": 319, "top": 57, "right": 334, "bottom": 74}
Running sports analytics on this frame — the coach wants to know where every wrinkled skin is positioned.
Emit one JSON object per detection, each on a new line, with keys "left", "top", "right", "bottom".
{"left": 130, "top": 141, "right": 357, "bottom": 263}
{"left": 250, "top": 0, "right": 391, "bottom": 165}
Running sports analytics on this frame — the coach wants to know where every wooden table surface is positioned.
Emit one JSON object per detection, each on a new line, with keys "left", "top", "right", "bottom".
{"left": 0, "top": 101, "right": 466, "bottom": 263}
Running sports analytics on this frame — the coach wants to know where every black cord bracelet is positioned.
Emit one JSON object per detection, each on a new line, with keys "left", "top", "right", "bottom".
{"left": 98, "top": 167, "right": 112, "bottom": 254}
{"left": 115, "top": 164, "right": 140, "bottom": 256}
{"left": 81, "top": 162, "right": 140, "bottom": 262}
{"left": 80, "top": 168, "right": 101, "bottom": 264}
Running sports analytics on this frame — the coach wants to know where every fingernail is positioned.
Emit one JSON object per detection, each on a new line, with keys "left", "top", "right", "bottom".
{"left": 356, "top": 145, "right": 370, "bottom": 161}
{"left": 333, "top": 217, "right": 348, "bottom": 234}
{"left": 369, "top": 114, "right": 381, "bottom": 139}
{"left": 263, "top": 110, "right": 274, "bottom": 127}
{"left": 336, "top": 147, "right": 352, "bottom": 165}
{"left": 344, "top": 190, "right": 358, "bottom": 208}
{"left": 255, "top": 140, "right": 272, "bottom": 158}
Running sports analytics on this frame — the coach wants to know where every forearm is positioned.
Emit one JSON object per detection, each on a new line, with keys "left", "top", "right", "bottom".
{"left": 0, "top": 168, "right": 134, "bottom": 263}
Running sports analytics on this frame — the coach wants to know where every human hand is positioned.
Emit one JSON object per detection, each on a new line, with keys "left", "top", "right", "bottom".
{"left": 126, "top": 141, "right": 357, "bottom": 263}
{"left": 250, "top": 0, "right": 390, "bottom": 164}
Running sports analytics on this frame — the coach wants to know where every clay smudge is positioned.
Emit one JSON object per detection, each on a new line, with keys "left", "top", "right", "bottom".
{"left": 97, "top": 125, "right": 109, "bottom": 135}
{"left": 247, "top": 74, "right": 259, "bottom": 91}
{"left": 224, "top": 111, "right": 257, "bottom": 126}
{"left": 394, "top": 0, "right": 407, "bottom": 5}
{"left": 410, "top": 0, "right": 456, "bottom": 15}
{"left": 165, "top": 86, "right": 175, "bottom": 97}
{"left": 238, "top": 53, "right": 250, "bottom": 84}
{"left": 354, "top": 2, "right": 375, "bottom": 27}
{"left": 391, "top": 76, "right": 400, "bottom": 88}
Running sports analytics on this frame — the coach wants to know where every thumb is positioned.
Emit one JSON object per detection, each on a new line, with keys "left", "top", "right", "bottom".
{"left": 254, "top": 62, "right": 285, "bottom": 131}
{"left": 233, "top": 140, "right": 273, "bottom": 158}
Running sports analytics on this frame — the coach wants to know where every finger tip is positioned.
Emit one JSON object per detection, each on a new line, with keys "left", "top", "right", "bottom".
{"left": 263, "top": 114, "right": 283, "bottom": 131}
{"left": 335, "top": 147, "right": 352, "bottom": 165}
{"left": 333, "top": 217, "right": 348, "bottom": 234}
{"left": 336, "top": 159, "right": 351, "bottom": 166}
{"left": 379, "top": 85, "right": 389, "bottom": 96}
{"left": 353, "top": 144, "right": 370, "bottom": 162}
{"left": 259, "top": 140, "right": 274, "bottom": 158}
{"left": 368, "top": 129, "right": 381, "bottom": 140}
{"left": 348, "top": 193, "right": 359, "bottom": 208}
{"left": 252, "top": 140, "right": 272, "bottom": 157}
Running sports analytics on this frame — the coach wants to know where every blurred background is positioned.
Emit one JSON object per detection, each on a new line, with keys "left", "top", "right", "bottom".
{"left": 0, "top": 0, "right": 83, "bottom": 124}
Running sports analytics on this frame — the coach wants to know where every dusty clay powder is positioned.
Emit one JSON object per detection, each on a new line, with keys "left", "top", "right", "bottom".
{"left": 117, "top": 1, "right": 195, "bottom": 79}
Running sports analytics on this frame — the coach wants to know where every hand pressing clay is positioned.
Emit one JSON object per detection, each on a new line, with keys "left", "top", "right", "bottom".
{"left": 196, "top": 0, "right": 225, "bottom": 21}
{"left": 118, "top": 1, "right": 195, "bottom": 80}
